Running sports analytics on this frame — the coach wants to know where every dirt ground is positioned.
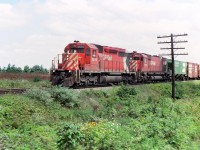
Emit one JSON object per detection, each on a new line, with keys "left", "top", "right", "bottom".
{"left": 0, "top": 73, "right": 50, "bottom": 80}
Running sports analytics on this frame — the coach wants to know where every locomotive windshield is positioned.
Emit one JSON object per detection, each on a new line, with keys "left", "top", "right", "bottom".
{"left": 133, "top": 57, "right": 140, "bottom": 60}
{"left": 68, "top": 45, "right": 84, "bottom": 53}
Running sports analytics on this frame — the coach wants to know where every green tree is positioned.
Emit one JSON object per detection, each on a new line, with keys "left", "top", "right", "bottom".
{"left": 31, "top": 65, "right": 41, "bottom": 73}
{"left": 6, "top": 64, "right": 11, "bottom": 72}
{"left": 2, "top": 64, "right": 48, "bottom": 73}
{"left": 2, "top": 67, "right": 6, "bottom": 72}
{"left": 23, "top": 65, "right": 30, "bottom": 73}
{"left": 7, "top": 65, "right": 22, "bottom": 73}
{"left": 16, "top": 67, "right": 22, "bottom": 72}
{"left": 10, "top": 65, "right": 16, "bottom": 72}
{"left": 39, "top": 65, "right": 48, "bottom": 73}
{"left": 31, "top": 65, "right": 48, "bottom": 73}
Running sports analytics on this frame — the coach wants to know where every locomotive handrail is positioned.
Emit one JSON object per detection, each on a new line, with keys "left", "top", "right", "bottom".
{"left": 51, "top": 54, "right": 62, "bottom": 70}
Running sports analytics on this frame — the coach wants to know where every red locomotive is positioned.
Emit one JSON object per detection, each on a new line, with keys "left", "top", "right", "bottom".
{"left": 51, "top": 41, "right": 136, "bottom": 87}
{"left": 130, "top": 52, "right": 168, "bottom": 82}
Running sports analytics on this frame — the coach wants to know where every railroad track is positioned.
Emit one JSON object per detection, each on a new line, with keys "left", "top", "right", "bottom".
{"left": 0, "top": 88, "right": 26, "bottom": 95}
{"left": 0, "top": 80, "right": 192, "bottom": 94}
{"left": 71, "top": 80, "right": 191, "bottom": 91}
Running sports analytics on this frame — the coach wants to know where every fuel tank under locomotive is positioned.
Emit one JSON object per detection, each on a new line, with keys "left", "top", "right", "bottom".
{"left": 100, "top": 76, "right": 122, "bottom": 83}
{"left": 64, "top": 75, "right": 123, "bottom": 86}
{"left": 61, "top": 75, "right": 123, "bottom": 87}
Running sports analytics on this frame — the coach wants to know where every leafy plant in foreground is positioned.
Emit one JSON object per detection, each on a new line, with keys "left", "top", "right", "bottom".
{"left": 57, "top": 123, "right": 84, "bottom": 150}
{"left": 82, "top": 121, "right": 134, "bottom": 149}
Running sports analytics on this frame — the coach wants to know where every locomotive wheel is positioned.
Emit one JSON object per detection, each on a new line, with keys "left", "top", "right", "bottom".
{"left": 52, "top": 76, "right": 60, "bottom": 85}
{"left": 113, "top": 83, "right": 119, "bottom": 85}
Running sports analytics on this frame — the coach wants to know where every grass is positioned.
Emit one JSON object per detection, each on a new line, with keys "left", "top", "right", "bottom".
{"left": 0, "top": 72, "right": 49, "bottom": 80}
{"left": 0, "top": 95, "right": 57, "bottom": 149}
{"left": 0, "top": 79, "right": 51, "bottom": 89}
{"left": 0, "top": 79, "right": 200, "bottom": 149}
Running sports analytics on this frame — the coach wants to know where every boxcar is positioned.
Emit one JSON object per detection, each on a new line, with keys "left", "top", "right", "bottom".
{"left": 187, "top": 62, "right": 198, "bottom": 79}
{"left": 198, "top": 64, "right": 200, "bottom": 79}
{"left": 167, "top": 59, "right": 187, "bottom": 80}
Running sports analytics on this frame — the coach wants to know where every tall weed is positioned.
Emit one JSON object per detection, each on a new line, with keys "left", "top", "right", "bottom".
{"left": 57, "top": 123, "right": 83, "bottom": 150}
{"left": 51, "top": 87, "right": 79, "bottom": 107}
{"left": 25, "top": 88, "right": 53, "bottom": 105}
{"left": 116, "top": 85, "right": 137, "bottom": 98}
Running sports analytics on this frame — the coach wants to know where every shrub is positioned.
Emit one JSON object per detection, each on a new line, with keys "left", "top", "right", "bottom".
{"left": 116, "top": 85, "right": 137, "bottom": 98}
{"left": 79, "top": 89, "right": 109, "bottom": 99}
{"left": 24, "top": 88, "right": 53, "bottom": 105}
{"left": 81, "top": 121, "right": 134, "bottom": 149}
{"left": 51, "top": 87, "right": 79, "bottom": 107}
{"left": 57, "top": 123, "right": 84, "bottom": 150}
{"left": 33, "top": 76, "right": 41, "bottom": 82}
{"left": 24, "top": 87, "right": 79, "bottom": 107}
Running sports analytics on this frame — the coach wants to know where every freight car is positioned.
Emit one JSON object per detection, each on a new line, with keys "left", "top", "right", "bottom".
{"left": 50, "top": 41, "right": 136, "bottom": 87}
{"left": 167, "top": 60, "right": 187, "bottom": 80}
{"left": 187, "top": 62, "right": 199, "bottom": 79}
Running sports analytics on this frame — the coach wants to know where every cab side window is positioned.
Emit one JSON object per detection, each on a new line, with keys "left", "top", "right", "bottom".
{"left": 144, "top": 58, "right": 147, "bottom": 64}
{"left": 92, "top": 50, "right": 96, "bottom": 58}
{"left": 86, "top": 48, "right": 90, "bottom": 56}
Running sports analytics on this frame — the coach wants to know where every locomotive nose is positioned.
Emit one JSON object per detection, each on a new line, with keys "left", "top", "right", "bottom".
{"left": 62, "top": 53, "right": 79, "bottom": 70}
{"left": 130, "top": 60, "right": 138, "bottom": 72}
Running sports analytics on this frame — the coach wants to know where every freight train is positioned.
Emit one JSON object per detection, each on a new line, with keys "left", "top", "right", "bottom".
{"left": 50, "top": 41, "right": 199, "bottom": 87}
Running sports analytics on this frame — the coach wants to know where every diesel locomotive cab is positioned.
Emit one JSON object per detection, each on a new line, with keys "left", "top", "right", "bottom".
{"left": 51, "top": 42, "right": 86, "bottom": 87}
{"left": 130, "top": 52, "right": 142, "bottom": 72}
{"left": 63, "top": 43, "right": 85, "bottom": 70}
{"left": 61, "top": 42, "right": 88, "bottom": 87}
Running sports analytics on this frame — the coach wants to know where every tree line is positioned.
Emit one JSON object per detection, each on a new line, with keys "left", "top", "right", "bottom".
{"left": 0, "top": 64, "right": 48, "bottom": 73}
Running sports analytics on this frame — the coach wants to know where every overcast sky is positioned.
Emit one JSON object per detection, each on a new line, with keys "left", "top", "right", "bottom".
{"left": 0, "top": 0, "right": 200, "bottom": 68}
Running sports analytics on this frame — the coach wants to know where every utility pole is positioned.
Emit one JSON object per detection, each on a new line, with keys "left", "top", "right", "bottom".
{"left": 157, "top": 33, "right": 188, "bottom": 99}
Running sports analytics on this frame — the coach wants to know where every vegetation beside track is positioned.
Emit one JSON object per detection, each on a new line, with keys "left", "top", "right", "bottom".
{"left": 0, "top": 72, "right": 49, "bottom": 81}
{"left": 0, "top": 79, "right": 51, "bottom": 89}
{"left": 0, "top": 64, "right": 49, "bottom": 81}
{"left": 0, "top": 80, "right": 200, "bottom": 149}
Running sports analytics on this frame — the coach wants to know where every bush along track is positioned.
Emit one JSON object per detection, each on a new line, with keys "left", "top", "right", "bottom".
{"left": 0, "top": 81, "right": 200, "bottom": 149}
